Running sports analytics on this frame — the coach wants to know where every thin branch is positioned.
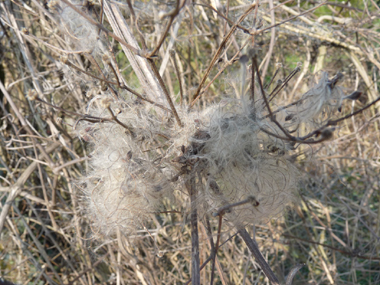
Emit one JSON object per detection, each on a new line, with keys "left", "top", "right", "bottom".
{"left": 285, "top": 264, "right": 305, "bottom": 285}
{"left": 170, "top": 50, "right": 184, "bottom": 106}
{"left": 148, "top": 59, "right": 182, "bottom": 126}
{"left": 185, "top": 170, "right": 200, "bottom": 285}
{"left": 126, "top": 0, "right": 148, "bottom": 49}
{"left": 238, "top": 228, "right": 280, "bottom": 285}
{"left": 50, "top": 58, "right": 172, "bottom": 112}
{"left": 264, "top": 64, "right": 280, "bottom": 90}
{"left": 268, "top": 66, "right": 301, "bottom": 102}
{"left": 282, "top": 234, "right": 380, "bottom": 260}
{"left": 210, "top": 214, "right": 223, "bottom": 285}
{"left": 190, "top": 3, "right": 257, "bottom": 107}
{"left": 35, "top": 97, "right": 115, "bottom": 122}
{"left": 252, "top": 56, "right": 296, "bottom": 141}
{"left": 260, "top": 0, "right": 276, "bottom": 80}
{"left": 253, "top": 1, "right": 327, "bottom": 35}
{"left": 250, "top": 60, "right": 255, "bottom": 102}
{"left": 106, "top": 106, "right": 134, "bottom": 135}
{"left": 213, "top": 196, "right": 259, "bottom": 216}
{"left": 149, "top": 0, "right": 180, "bottom": 57}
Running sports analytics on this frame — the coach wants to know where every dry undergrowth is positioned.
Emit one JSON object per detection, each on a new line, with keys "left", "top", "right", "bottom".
{"left": 0, "top": 0, "right": 379, "bottom": 284}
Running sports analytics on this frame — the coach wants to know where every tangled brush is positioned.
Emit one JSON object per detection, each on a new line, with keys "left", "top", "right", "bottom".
{"left": 7, "top": 0, "right": 375, "bottom": 283}
{"left": 53, "top": 0, "right": 357, "bottom": 240}
{"left": 76, "top": 66, "right": 352, "bottom": 238}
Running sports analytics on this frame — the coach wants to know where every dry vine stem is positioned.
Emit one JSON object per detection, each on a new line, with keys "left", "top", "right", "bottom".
{"left": 1, "top": 0, "right": 379, "bottom": 284}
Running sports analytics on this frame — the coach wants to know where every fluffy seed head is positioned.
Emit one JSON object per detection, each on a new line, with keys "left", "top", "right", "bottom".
{"left": 78, "top": 71, "right": 345, "bottom": 237}
{"left": 55, "top": 0, "right": 106, "bottom": 56}
{"left": 78, "top": 100, "right": 175, "bottom": 238}
{"left": 294, "top": 72, "right": 345, "bottom": 126}
{"left": 192, "top": 100, "right": 298, "bottom": 228}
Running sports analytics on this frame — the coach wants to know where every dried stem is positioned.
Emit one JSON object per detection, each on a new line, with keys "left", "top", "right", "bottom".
{"left": 250, "top": 59, "right": 255, "bottom": 102}
{"left": 238, "top": 228, "right": 280, "bottom": 285}
{"left": 184, "top": 257, "right": 213, "bottom": 285}
{"left": 210, "top": 214, "right": 223, "bottom": 285}
{"left": 264, "top": 64, "right": 280, "bottom": 90}
{"left": 268, "top": 66, "right": 301, "bottom": 102}
{"left": 0, "top": 141, "right": 60, "bottom": 234}
{"left": 148, "top": 59, "right": 182, "bottom": 127}
{"left": 170, "top": 50, "right": 184, "bottom": 106}
{"left": 253, "top": 1, "right": 327, "bottom": 35}
{"left": 193, "top": 3, "right": 250, "bottom": 34}
{"left": 252, "top": 56, "right": 295, "bottom": 141}
{"left": 213, "top": 196, "right": 259, "bottom": 216}
{"left": 149, "top": 0, "right": 180, "bottom": 57}
{"left": 285, "top": 264, "right": 305, "bottom": 285}
{"left": 190, "top": 3, "right": 257, "bottom": 107}
{"left": 106, "top": 106, "right": 134, "bottom": 134}
{"left": 185, "top": 170, "right": 200, "bottom": 285}
{"left": 34, "top": 97, "right": 120, "bottom": 124}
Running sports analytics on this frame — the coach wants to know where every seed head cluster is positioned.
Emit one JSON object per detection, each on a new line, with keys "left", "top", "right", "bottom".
{"left": 78, "top": 101, "right": 206, "bottom": 238}
{"left": 76, "top": 68, "right": 346, "bottom": 237}
{"left": 56, "top": 0, "right": 348, "bottom": 238}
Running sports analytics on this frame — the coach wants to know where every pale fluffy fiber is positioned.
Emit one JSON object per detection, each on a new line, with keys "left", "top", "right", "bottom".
{"left": 78, "top": 71, "right": 343, "bottom": 237}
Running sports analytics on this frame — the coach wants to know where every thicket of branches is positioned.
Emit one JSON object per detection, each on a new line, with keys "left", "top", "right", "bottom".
{"left": 0, "top": 0, "right": 379, "bottom": 284}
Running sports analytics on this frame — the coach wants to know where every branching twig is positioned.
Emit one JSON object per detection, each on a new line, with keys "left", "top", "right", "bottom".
{"left": 149, "top": 0, "right": 181, "bottom": 57}
{"left": 190, "top": 3, "right": 257, "bottom": 107}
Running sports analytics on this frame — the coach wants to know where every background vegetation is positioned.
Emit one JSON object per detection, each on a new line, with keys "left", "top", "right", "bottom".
{"left": 0, "top": 0, "right": 379, "bottom": 284}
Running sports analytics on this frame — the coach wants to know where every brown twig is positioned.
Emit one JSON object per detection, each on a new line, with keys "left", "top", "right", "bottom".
{"left": 185, "top": 170, "right": 200, "bottom": 285}
{"left": 210, "top": 213, "right": 223, "bottom": 285}
{"left": 149, "top": 0, "right": 181, "bottom": 57}
{"left": 147, "top": 59, "right": 182, "bottom": 126}
{"left": 106, "top": 106, "right": 134, "bottom": 135}
{"left": 282, "top": 234, "right": 380, "bottom": 260}
{"left": 268, "top": 66, "right": 301, "bottom": 102}
{"left": 190, "top": 3, "right": 257, "bottom": 107}
{"left": 253, "top": 1, "right": 327, "bottom": 35}
{"left": 238, "top": 228, "right": 280, "bottom": 285}
{"left": 252, "top": 56, "right": 296, "bottom": 141}
{"left": 84, "top": 52, "right": 119, "bottom": 99}
{"left": 170, "top": 50, "right": 184, "bottom": 106}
